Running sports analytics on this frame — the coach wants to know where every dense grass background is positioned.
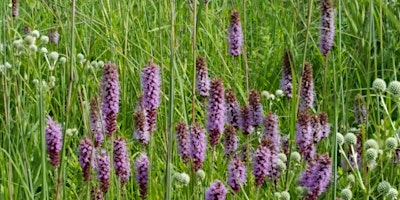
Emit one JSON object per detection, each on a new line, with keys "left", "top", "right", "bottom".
{"left": 1, "top": 0, "right": 400, "bottom": 199}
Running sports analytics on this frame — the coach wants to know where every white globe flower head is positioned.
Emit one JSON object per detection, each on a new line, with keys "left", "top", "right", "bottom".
{"left": 40, "top": 35, "right": 49, "bottom": 43}
{"left": 48, "top": 51, "right": 59, "bottom": 62}
{"left": 13, "top": 39, "right": 23, "bottom": 47}
{"left": 59, "top": 57, "right": 67, "bottom": 64}
{"left": 388, "top": 81, "right": 400, "bottom": 97}
{"left": 77, "top": 53, "right": 85, "bottom": 63}
{"left": 261, "top": 90, "right": 270, "bottom": 99}
{"left": 32, "top": 79, "right": 39, "bottom": 84}
{"left": 24, "top": 35, "right": 36, "bottom": 45}
{"left": 40, "top": 47, "right": 48, "bottom": 54}
{"left": 30, "top": 30, "right": 40, "bottom": 38}
{"left": 97, "top": 60, "right": 105, "bottom": 68}
{"left": 66, "top": 128, "right": 78, "bottom": 136}
{"left": 91, "top": 61, "right": 98, "bottom": 68}
{"left": 4, "top": 62, "right": 11, "bottom": 69}
{"left": 49, "top": 76, "right": 56, "bottom": 87}
{"left": 28, "top": 45, "right": 38, "bottom": 52}
{"left": 275, "top": 89, "right": 284, "bottom": 97}
{"left": 269, "top": 94, "right": 276, "bottom": 101}
{"left": 372, "top": 78, "right": 386, "bottom": 92}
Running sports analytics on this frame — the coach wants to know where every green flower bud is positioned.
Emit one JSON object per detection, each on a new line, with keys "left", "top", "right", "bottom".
{"left": 40, "top": 47, "right": 48, "bottom": 54}
{"left": 341, "top": 188, "right": 353, "bottom": 200}
{"left": 388, "top": 81, "right": 400, "bottom": 97}
{"left": 366, "top": 148, "right": 378, "bottom": 161}
{"left": 277, "top": 159, "right": 287, "bottom": 171}
{"left": 278, "top": 153, "right": 287, "bottom": 162}
{"left": 385, "top": 137, "right": 398, "bottom": 150}
{"left": 40, "top": 35, "right": 49, "bottom": 43}
{"left": 59, "top": 57, "right": 67, "bottom": 64}
{"left": 48, "top": 52, "right": 59, "bottom": 62}
{"left": 344, "top": 133, "right": 357, "bottom": 145}
{"left": 24, "top": 35, "right": 36, "bottom": 45}
{"left": 30, "top": 30, "right": 40, "bottom": 38}
{"left": 280, "top": 191, "right": 290, "bottom": 200}
{"left": 377, "top": 181, "right": 391, "bottom": 195}
{"left": 337, "top": 132, "right": 344, "bottom": 146}
{"left": 195, "top": 169, "right": 205, "bottom": 181}
{"left": 173, "top": 172, "right": 190, "bottom": 186}
{"left": 347, "top": 174, "right": 355, "bottom": 184}
{"left": 91, "top": 61, "right": 98, "bottom": 67}
{"left": 365, "top": 139, "right": 379, "bottom": 150}
{"left": 372, "top": 78, "right": 386, "bottom": 92}
{"left": 97, "top": 60, "right": 105, "bottom": 68}
{"left": 290, "top": 151, "right": 301, "bottom": 163}
{"left": 276, "top": 89, "right": 284, "bottom": 97}
{"left": 28, "top": 45, "right": 37, "bottom": 52}
{"left": 387, "top": 188, "right": 398, "bottom": 200}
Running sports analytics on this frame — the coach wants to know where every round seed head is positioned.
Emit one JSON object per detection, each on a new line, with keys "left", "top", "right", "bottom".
{"left": 337, "top": 132, "right": 344, "bottom": 146}
{"left": 40, "top": 47, "right": 48, "bottom": 54}
{"left": 16, "top": 43, "right": 24, "bottom": 51}
{"left": 173, "top": 172, "right": 190, "bottom": 185}
{"left": 97, "top": 61, "right": 105, "bottom": 68}
{"left": 77, "top": 53, "right": 85, "bottom": 61}
{"left": 60, "top": 57, "right": 67, "bottom": 64}
{"left": 195, "top": 169, "right": 205, "bottom": 181}
{"left": 372, "top": 78, "right": 386, "bottom": 92}
{"left": 385, "top": 137, "right": 398, "bottom": 150}
{"left": 388, "top": 81, "right": 400, "bottom": 97}
{"left": 280, "top": 191, "right": 290, "bottom": 200}
{"left": 261, "top": 91, "right": 270, "bottom": 98}
{"left": 347, "top": 174, "right": 355, "bottom": 184}
{"left": 295, "top": 186, "right": 308, "bottom": 196}
{"left": 91, "top": 61, "right": 98, "bottom": 67}
{"left": 278, "top": 153, "right": 287, "bottom": 162}
{"left": 24, "top": 35, "right": 36, "bottom": 45}
{"left": 48, "top": 52, "right": 59, "bottom": 62}
{"left": 377, "top": 181, "right": 391, "bottom": 195}
{"left": 274, "top": 192, "right": 282, "bottom": 199}
{"left": 277, "top": 159, "right": 287, "bottom": 171}
{"left": 13, "top": 39, "right": 23, "bottom": 47}
{"left": 275, "top": 89, "right": 284, "bottom": 97}
{"left": 290, "top": 151, "right": 301, "bottom": 163}
{"left": 28, "top": 45, "right": 37, "bottom": 52}
{"left": 341, "top": 188, "right": 353, "bottom": 200}
{"left": 40, "top": 36, "right": 49, "bottom": 43}
{"left": 365, "top": 139, "right": 379, "bottom": 150}
{"left": 4, "top": 62, "right": 11, "bottom": 69}
{"left": 30, "top": 30, "right": 40, "bottom": 38}
{"left": 387, "top": 188, "right": 398, "bottom": 200}
{"left": 366, "top": 148, "right": 378, "bottom": 161}
{"left": 344, "top": 133, "right": 357, "bottom": 145}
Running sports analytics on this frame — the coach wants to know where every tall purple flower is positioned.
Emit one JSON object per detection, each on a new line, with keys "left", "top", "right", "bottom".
{"left": 90, "top": 186, "right": 103, "bottom": 200}
{"left": 228, "top": 156, "right": 247, "bottom": 193}
{"left": 176, "top": 122, "right": 190, "bottom": 164}
{"left": 295, "top": 109, "right": 315, "bottom": 162}
{"left": 97, "top": 149, "right": 110, "bottom": 193}
{"left": 190, "top": 123, "right": 207, "bottom": 171}
{"left": 281, "top": 135, "right": 290, "bottom": 157}
{"left": 228, "top": 10, "right": 243, "bottom": 56}
{"left": 101, "top": 61, "right": 120, "bottom": 137}
{"left": 90, "top": 98, "right": 104, "bottom": 148}
{"left": 113, "top": 136, "right": 130, "bottom": 185}
{"left": 249, "top": 90, "right": 264, "bottom": 127}
{"left": 300, "top": 153, "right": 332, "bottom": 199}
{"left": 205, "top": 180, "right": 228, "bottom": 200}
{"left": 262, "top": 139, "right": 281, "bottom": 182}
{"left": 12, "top": 0, "right": 18, "bottom": 18}
{"left": 354, "top": 94, "right": 367, "bottom": 124}
{"left": 314, "top": 112, "right": 330, "bottom": 143}
{"left": 225, "top": 89, "right": 241, "bottom": 128}
{"left": 45, "top": 116, "right": 63, "bottom": 167}
{"left": 134, "top": 109, "right": 150, "bottom": 146}
{"left": 319, "top": 0, "right": 335, "bottom": 57}
{"left": 146, "top": 108, "right": 157, "bottom": 132}
{"left": 280, "top": 50, "right": 293, "bottom": 98}
{"left": 48, "top": 29, "right": 60, "bottom": 44}
{"left": 223, "top": 125, "right": 238, "bottom": 158}
{"left": 252, "top": 143, "right": 268, "bottom": 187}
{"left": 263, "top": 113, "right": 280, "bottom": 152}
{"left": 300, "top": 62, "right": 315, "bottom": 109}
{"left": 207, "top": 78, "right": 225, "bottom": 146}
{"left": 79, "top": 137, "right": 93, "bottom": 182}
{"left": 196, "top": 56, "right": 210, "bottom": 97}
{"left": 135, "top": 153, "right": 149, "bottom": 199}
{"left": 141, "top": 61, "right": 161, "bottom": 109}
{"left": 240, "top": 105, "right": 254, "bottom": 135}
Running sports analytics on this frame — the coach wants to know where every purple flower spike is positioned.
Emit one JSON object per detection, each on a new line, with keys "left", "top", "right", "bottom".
{"left": 262, "top": 139, "right": 281, "bottom": 182}
{"left": 45, "top": 117, "right": 63, "bottom": 167}
{"left": 223, "top": 125, "right": 238, "bottom": 158}
{"left": 280, "top": 51, "right": 293, "bottom": 98}
{"left": 240, "top": 105, "right": 254, "bottom": 135}
{"left": 228, "top": 10, "right": 243, "bottom": 56}
{"left": 300, "top": 153, "right": 332, "bottom": 199}
{"left": 225, "top": 89, "right": 241, "bottom": 128}
{"left": 78, "top": 137, "right": 93, "bottom": 182}
{"left": 263, "top": 113, "right": 280, "bottom": 152}
{"left": 176, "top": 122, "right": 190, "bottom": 164}
{"left": 253, "top": 144, "right": 268, "bottom": 187}
{"left": 354, "top": 94, "right": 367, "bottom": 124}
{"left": 12, "top": 0, "right": 18, "bottom": 18}
{"left": 281, "top": 135, "right": 290, "bottom": 157}
{"left": 196, "top": 56, "right": 210, "bottom": 97}
{"left": 190, "top": 123, "right": 207, "bottom": 171}
{"left": 48, "top": 29, "right": 60, "bottom": 44}
{"left": 319, "top": 0, "right": 335, "bottom": 57}
{"left": 97, "top": 149, "right": 110, "bottom": 193}
{"left": 113, "top": 137, "right": 130, "bottom": 185}
{"left": 101, "top": 61, "right": 120, "bottom": 136}
{"left": 141, "top": 61, "right": 161, "bottom": 109}
{"left": 146, "top": 108, "right": 157, "bottom": 132}
{"left": 228, "top": 156, "right": 247, "bottom": 193}
{"left": 314, "top": 112, "right": 330, "bottom": 143}
{"left": 205, "top": 180, "right": 228, "bottom": 200}
{"left": 90, "top": 98, "right": 104, "bottom": 148}
{"left": 134, "top": 109, "right": 150, "bottom": 146}
{"left": 135, "top": 153, "right": 149, "bottom": 199}
{"left": 296, "top": 110, "right": 315, "bottom": 162}
{"left": 300, "top": 62, "right": 315, "bottom": 110}
{"left": 249, "top": 90, "right": 264, "bottom": 127}
{"left": 207, "top": 78, "right": 225, "bottom": 146}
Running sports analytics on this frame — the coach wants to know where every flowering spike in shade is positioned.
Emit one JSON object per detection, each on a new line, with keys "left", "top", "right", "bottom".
{"left": 176, "top": 122, "right": 191, "bottom": 164}
{"left": 314, "top": 112, "right": 330, "bottom": 142}
{"left": 205, "top": 180, "right": 228, "bottom": 200}
{"left": 263, "top": 112, "right": 281, "bottom": 152}
{"left": 354, "top": 93, "right": 367, "bottom": 124}
{"left": 249, "top": 90, "right": 264, "bottom": 127}
{"left": 223, "top": 125, "right": 238, "bottom": 158}
{"left": 78, "top": 137, "right": 93, "bottom": 182}
{"left": 48, "top": 29, "right": 60, "bottom": 44}
{"left": 113, "top": 136, "right": 131, "bottom": 185}
{"left": 319, "top": 0, "right": 335, "bottom": 57}
{"left": 97, "top": 149, "right": 110, "bottom": 193}
{"left": 262, "top": 139, "right": 281, "bottom": 182}
{"left": 240, "top": 105, "right": 254, "bottom": 135}
{"left": 101, "top": 61, "right": 120, "bottom": 136}
{"left": 141, "top": 60, "right": 161, "bottom": 109}
{"left": 300, "top": 62, "right": 315, "bottom": 110}
{"left": 12, "top": 0, "right": 18, "bottom": 18}
{"left": 300, "top": 153, "right": 332, "bottom": 199}
{"left": 295, "top": 109, "right": 315, "bottom": 162}
{"left": 45, "top": 116, "right": 63, "bottom": 167}
{"left": 252, "top": 144, "right": 268, "bottom": 187}
{"left": 280, "top": 50, "right": 293, "bottom": 98}
{"left": 135, "top": 153, "right": 149, "bottom": 199}
{"left": 225, "top": 89, "right": 241, "bottom": 128}
{"left": 190, "top": 123, "right": 207, "bottom": 171}
{"left": 228, "top": 156, "right": 247, "bottom": 193}
{"left": 146, "top": 108, "right": 157, "bottom": 132}
{"left": 207, "top": 78, "right": 225, "bottom": 146}
{"left": 134, "top": 109, "right": 150, "bottom": 146}
{"left": 196, "top": 56, "right": 210, "bottom": 97}
{"left": 228, "top": 10, "right": 243, "bottom": 56}
{"left": 90, "top": 98, "right": 104, "bottom": 148}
